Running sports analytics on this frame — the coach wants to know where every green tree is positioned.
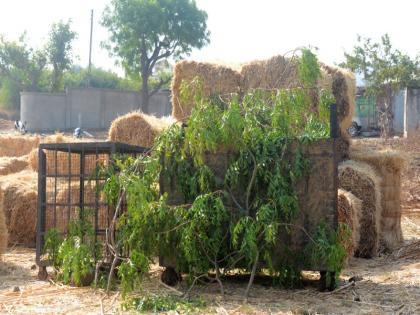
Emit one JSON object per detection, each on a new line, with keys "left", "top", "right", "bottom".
{"left": 0, "top": 34, "right": 47, "bottom": 109}
{"left": 341, "top": 34, "right": 420, "bottom": 137}
{"left": 64, "top": 65, "right": 141, "bottom": 91}
{"left": 46, "top": 20, "right": 77, "bottom": 92}
{"left": 101, "top": 0, "right": 210, "bottom": 112}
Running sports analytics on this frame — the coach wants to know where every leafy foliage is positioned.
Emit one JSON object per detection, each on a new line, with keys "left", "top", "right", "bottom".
{"left": 43, "top": 209, "right": 100, "bottom": 286}
{"left": 100, "top": 49, "right": 346, "bottom": 296}
{"left": 341, "top": 34, "right": 420, "bottom": 137}
{"left": 46, "top": 20, "right": 77, "bottom": 92}
{"left": 121, "top": 294, "right": 206, "bottom": 313}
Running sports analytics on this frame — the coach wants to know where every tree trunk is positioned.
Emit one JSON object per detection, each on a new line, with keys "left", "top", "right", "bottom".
{"left": 140, "top": 72, "right": 150, "bottom": 113}
{"left": 380, "top": 86, "right": 394, "bottom": 139}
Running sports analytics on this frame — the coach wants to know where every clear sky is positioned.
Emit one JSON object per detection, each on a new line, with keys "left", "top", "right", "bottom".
{"left": 0, "top": 0, "right": 419, "bottom": 75}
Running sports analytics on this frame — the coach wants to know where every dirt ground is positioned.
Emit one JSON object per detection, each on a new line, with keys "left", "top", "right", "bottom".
{"left": 0, "top": 135, "right": 419, "bottom": 314}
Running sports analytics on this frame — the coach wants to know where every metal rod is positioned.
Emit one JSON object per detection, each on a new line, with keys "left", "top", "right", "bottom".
{"left": 87, "top": 9, "right": 94, "bottom": 88}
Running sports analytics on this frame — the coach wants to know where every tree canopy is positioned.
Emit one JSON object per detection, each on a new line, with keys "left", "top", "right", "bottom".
{"left": 341, "top": 34, "right": 420, "bottom": 136}
{"left": 46, "top": 20, "right": 77, "bottom": 92}
{"left": 101, "top": 0, "right": 210, "bottom": 111}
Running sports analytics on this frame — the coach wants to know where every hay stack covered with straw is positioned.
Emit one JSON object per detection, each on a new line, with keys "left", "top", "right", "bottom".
{"left": 171, "top": 61, "right": 243, "bottom": 121}
{"left": 28, "top": 133, "right": 81, "bottom": 173}
{"left": 0, "top": 135, "right": 39, "bottom": 157}
{"left": 240, "top": 55, "right": 299, "bottom": 90}
{"left": 109, "top": 112, "right": 174, "bottom": 148}
{"left": 0, "top": 195, "right": 7, "bottom": 256}
{"left": 0, "top": 170, "right": 37, "bottom": 246}
{"left": 349, "top": 147, "right": 405, "bottom": 250}
{"left": 0, "top": 155, "right": 29, "bottom": 176}
{"left": 319, "top": 64, "right": 356, "bottom": 139}
{"left": 47, "top": 182, "right": 102, "bottom": 233}
{"left": 338, "top": 189, "right": 361, "bottom": 259}
{"left": 338, "top": 160, "right": 382, "bottom": 258}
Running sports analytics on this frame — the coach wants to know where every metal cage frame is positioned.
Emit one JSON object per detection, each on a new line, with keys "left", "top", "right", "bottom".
{"left": 36, "top": 141, "right": 148, "bottom": 267}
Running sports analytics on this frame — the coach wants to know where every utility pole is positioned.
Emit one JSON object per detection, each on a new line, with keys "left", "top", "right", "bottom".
{"left": 87, "top": 9, "right": 93, "bottom": 88}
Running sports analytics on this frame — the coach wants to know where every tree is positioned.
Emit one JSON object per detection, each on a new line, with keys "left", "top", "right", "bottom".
{"left": 0, "top": 34, "right": 47, "bottom": 109}
{"left": 101, "top": 0, "right": 210, "bottom": 112}
{"left": 46, "top": 20, "right": 77, "bottom": 92}
{"left": 63, "top": 65, "right": 141, "bottom": 91}
{"left": 341, "top": 34, "right": 420, "bottom": 137}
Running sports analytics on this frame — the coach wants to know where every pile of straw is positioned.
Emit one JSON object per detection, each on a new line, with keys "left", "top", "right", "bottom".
{"left": 47, "top": 182, "right": 100, "bottom": 233}
{"left": 0, "top": 156, "right": 29, "bottom": 176}
{"left": 0, "top": 170, "right": 37, "bottom": 246}
{"left": 0, "top": 193, "right": 7, "bottom": 255}
{"left": 171, "top": 61, "right": 243, "bottom": 121}
{"left": 28, "top": 133, "right": 80, "bottom": 173}
{"left": 109, "top": 111, "right": 175, "bottom": 148}
{"left": 338, "top": 160, "right": 382, "bottom": 258}
{"left": 0, "top": 135, "right": 39, "bottom": 157}
{"left": 320, "top": 64, "right": 356, "bottom": 138}
{"left": 338, "top": 189, "right": 361, "bottom": 260}
{"left": 170, "top": 56, "right": 355, "bottom": 161}
{"left": 349, "top": 147, "right": 405, "bottom": 251}
{"left": 240, "top": 55, "right": 299, "bottom": 91}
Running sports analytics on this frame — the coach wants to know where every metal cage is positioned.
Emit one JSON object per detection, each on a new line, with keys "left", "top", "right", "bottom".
{"left": 36, "top": 142, "right": 147, "bottom": 267}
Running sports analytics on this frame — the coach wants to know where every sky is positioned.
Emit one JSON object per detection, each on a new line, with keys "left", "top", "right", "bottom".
{"left": 0, "top": 0, "right": 419, "bottom": 76}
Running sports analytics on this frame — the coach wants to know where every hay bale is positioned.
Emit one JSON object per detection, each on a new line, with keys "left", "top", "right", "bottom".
{"left": 0, "top": 135, "right": 39, "bottom": 157}
{"left": 349, "top": 147, "right": 405, "bottom": 250}
{"left": 338, "top": 160, "right": 382, "bottom": 258}
{"left": 0, "top": 194, "right": 8, "bottom": 255}
{"left": 0, "top": 170, "right": 37, "bottom": 246}
{"left": 240, "top": 55, "right": 299, "bottom": 91}
{"left": 109, "top": 112, "right": 175, "bottom": 148}
{"left": 338, "top": 189, "right": 361, "bottom": 260}
{"left": 0, "top": 155, "right": 29, "bottom": 176}
{"left": 320, "top": 64, "right": 356, "bottom": 138}
{"left": 47, "top": 182, "right": 102, "bottom": 233}
{"left": 171, "top": 61, "right": 243, "bottom": 121}
{"left": 28, "top": 133, "right": 83, "bottom": 174}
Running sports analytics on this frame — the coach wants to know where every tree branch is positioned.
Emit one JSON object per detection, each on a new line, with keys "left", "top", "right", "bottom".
{"left": 149, "top": 76, "right": 171, "bottom": 97}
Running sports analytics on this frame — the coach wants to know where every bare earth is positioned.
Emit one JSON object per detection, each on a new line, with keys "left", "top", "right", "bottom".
{"left": 0, "top": 134, "right": 419, "bottom": 314}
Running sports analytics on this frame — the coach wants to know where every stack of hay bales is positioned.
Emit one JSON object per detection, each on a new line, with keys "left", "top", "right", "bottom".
{"left": 0, "top": 135, "right": 39, "bottom": 157}
{"left": 338, "top": 189, "right": 361, "bottom": 260}
{"left": 349, "top": 148, "right": 405, "bottom": 251}
{"left": 109, "top": 111, "right": 175, "bottom": 148}
{"left": 171, "top": 56, "right": 356, "bottom": 160}
{"left": 171, "top": 61, "right": 243, "bottom": 122}
{"left": 0, "top": 170, "right": 37, "bottom": 246}
{"left": 0, "top": 156, "right": 29, "bottom": 175}
{"left": 338, "top": 160, "right": 382, "bottom": 258}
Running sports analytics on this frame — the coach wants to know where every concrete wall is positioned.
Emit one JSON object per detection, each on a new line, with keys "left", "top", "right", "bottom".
{"left": 404, "top": 89, "right": 420, "bottom": 137}
{"left": 21, "top": 88, "right": 171, "bottom": 132}
{"left": 393, "top": 90, "right": 405, "bottom": 135}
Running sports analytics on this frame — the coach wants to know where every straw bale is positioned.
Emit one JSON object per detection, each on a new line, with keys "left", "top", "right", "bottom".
{"left": 0, "top": 135, "right": 39, "bottom": 157}
{"left": 0, "top": 193, "right": 7, "bottom": 255}
{"left": 109, "top": 111, "right": 175, "bottom": 148}
{"left": 0, "top": 155, "right": 28, "bottom": 176}
{"left": 320, "top": 64, "right": 356, "bottom": 138}
{"left": 48, "top": 182, "right": 103, "bottom": 233}
{"left": 338, "top": 189, "right": 361, "bottom": 260}
{"left": 240, "top": 55, "right": 299, "bottom": 91}
{"left": 0, "top": 170, "right": 37, "bottom": 246}
{"left": 338, "top": 160, "right": 382, "bottom": 258}
{"left": 171, "top": 61, "right": 242, "bottom": 121}
{"left": 28, "top": 133, "right": 84, "bottom": 174}
{"left": 349, "top": 147, "right": 405, "bottom": 250}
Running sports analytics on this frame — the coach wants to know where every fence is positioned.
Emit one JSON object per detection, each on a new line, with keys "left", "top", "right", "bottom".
{"left": 21, "top": 88, "right": 171, "bottom": 132}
